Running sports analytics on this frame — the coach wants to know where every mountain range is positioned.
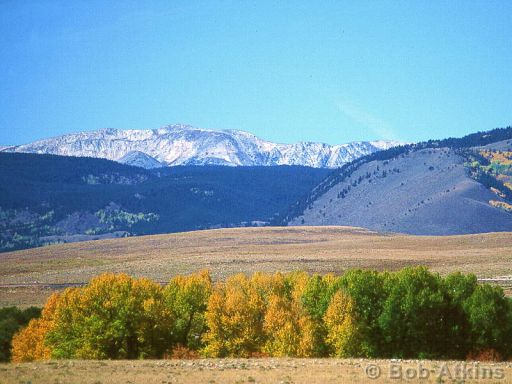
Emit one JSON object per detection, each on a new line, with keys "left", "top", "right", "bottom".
{"left": 1, "top": 124, "right": 401, "bottom": 169}
{"left": 1, "top": 125, "right": 511, "bottom": 253}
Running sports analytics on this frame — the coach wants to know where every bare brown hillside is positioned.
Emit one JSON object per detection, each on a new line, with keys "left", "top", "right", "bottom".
{"left": 289, "top": 148, "right": 512, "bottom": 234}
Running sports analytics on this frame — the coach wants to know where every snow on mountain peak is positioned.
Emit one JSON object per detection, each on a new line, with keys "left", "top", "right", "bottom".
{"left": 118, "top": 151, "right": 164, "bottom": 169}
{"left": 2, "top": 125, "right": 402, "bottom": 169}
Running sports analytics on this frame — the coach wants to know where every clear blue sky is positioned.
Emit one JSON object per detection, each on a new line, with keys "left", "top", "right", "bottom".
{"left": 1, "top": 1, "right": 511, "bottom": 145}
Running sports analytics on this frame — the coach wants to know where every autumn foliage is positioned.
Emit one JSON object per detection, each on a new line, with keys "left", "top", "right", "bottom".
{"left": 11, "top": 293, "right": 59, "bottom": 362}
{"left": 10, "top": 267, "right": 512, "bottom": 361}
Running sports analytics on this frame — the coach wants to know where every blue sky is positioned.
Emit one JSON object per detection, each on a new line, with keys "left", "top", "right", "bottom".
{"left": 1, "top": 1, "right": 511, "bottom": 145}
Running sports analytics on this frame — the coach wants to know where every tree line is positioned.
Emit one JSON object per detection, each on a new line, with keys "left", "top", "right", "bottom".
{"left": 11, "top": 267, "right": 512, "bottom": 362}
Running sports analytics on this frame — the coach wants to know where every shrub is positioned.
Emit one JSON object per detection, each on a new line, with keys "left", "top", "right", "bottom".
{"left": 166, "top": 344, "right": 200, "bottom": 359}
{"left": 467, "top": 348, "right": 503, "bottom": 362}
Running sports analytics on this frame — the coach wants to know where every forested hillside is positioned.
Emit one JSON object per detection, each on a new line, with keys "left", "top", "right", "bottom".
{"left": 0, "top": 153, "right": 329, "bottom": 252}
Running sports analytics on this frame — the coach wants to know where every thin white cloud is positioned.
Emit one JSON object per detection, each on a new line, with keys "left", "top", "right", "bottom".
{"left": 336, "top": 99, "right": 399, "bottom": 141}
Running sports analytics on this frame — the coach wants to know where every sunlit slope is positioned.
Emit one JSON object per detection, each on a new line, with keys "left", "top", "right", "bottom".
{"left": 2, "top": 226, "right": 512, "bottom": 285}
{"left": 289, "top": 148, "right": 512, "bottom": 234}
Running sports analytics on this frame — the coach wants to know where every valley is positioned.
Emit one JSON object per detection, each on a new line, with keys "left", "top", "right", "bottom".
{"left": 1, "top": 226, "right": 512, "bottom": 307}
{"left": 3, "top": 126, "right": 512, "bottom": 253}
{"left": 2, "top": 2, "right": 511, "bottom": 380}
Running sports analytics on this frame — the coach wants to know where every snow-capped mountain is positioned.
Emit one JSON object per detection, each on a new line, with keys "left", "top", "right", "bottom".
{"left": 1, "top": 124, "right": 402, "bottom": 169}
{"left": 118, "top": 151, "right": 165, "bottom": 169}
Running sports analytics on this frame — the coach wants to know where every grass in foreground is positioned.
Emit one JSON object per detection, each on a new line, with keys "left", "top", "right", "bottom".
{"left": 2, "top": 359, "right": 512, "bottom": 384}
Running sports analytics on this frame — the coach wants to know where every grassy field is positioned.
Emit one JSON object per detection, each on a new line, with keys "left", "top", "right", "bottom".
{"left": 2, "top": 358, "right": 512, "bottom": 384}
{"left": 2, "top": 227, "right": 512, "bottom": 383}
{"left": 1, "top": 226, "right": 512, "bottom": 307}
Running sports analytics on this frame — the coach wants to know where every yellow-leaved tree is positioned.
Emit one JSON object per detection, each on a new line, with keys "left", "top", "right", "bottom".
{"left": 203, "top": 273, "right": 265, "bottom": 357}
{"left": 250, "top": 272, "right": 289, "bottom": 301}
{"left": 262, "top": 294, "right": 317, "bottom": 357}
{"left": 11, "top": 292, "right": 61, "bottom": 362}
{"left": 324, "top": 290, "right": 363, "bottom": 357}
{"left": 45, "top": 274, "right": 173, "bottom": 359}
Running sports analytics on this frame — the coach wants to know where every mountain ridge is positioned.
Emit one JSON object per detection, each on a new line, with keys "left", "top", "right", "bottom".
{"left": 281, "top": 126, "right": 512, "bottom": 235}
{"left": 1, "top": 124, "right": 401, "bottom": 169}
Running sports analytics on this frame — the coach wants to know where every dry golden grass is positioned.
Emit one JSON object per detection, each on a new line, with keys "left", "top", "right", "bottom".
{"left": 1, "top": 226, "right": 512, "bottom": 306}
{"left": 1, "top": 358, "right": 512, "bottom": 384}
{"left": 0, "top": 286, "right": 55, "bottom": 309}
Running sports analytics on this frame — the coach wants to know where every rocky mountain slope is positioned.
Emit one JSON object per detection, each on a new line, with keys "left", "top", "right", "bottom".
{"left": 118, "top": 151, "right": 165, "bottom": 169}
{"left": 282, "top": 127, "right": 512, "bottom": 235}
{"left": 1, "top": 125, "right": 400, "bottom": 168}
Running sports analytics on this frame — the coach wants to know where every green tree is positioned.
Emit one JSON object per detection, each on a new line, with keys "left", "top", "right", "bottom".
{"left": 163, "top": 270, "right": 212, "bottom": 350}
{"left": 299, "top": 274, "right": 338, "bottom": 356}
{"left": 442, "top": 272, "right": 478, "bottom": 358}
{"left": 339, "top": 269, "right": 388, "bottom": 357}
{"left": 463, "top": 284, "right": 512, "bottom": 357}
{"left": 378, "top": 267, "right": 450, "bottom": 359}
